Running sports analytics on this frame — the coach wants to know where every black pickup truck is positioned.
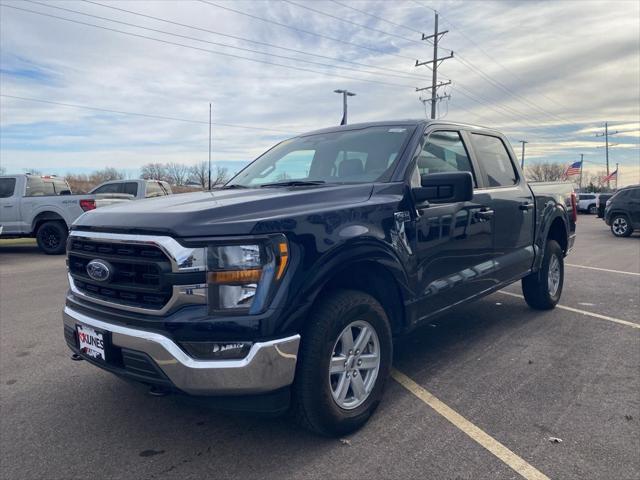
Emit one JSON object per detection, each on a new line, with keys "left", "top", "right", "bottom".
{"left": 62, "top": 121, "right": 576, "bottom": 436}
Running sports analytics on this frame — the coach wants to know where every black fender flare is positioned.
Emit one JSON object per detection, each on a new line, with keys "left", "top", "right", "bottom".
{"left": 276, "top": 237, "right": 412, "bottom": 334}
{"left": 532, "top": 202, "right": 569, "bottom": 271}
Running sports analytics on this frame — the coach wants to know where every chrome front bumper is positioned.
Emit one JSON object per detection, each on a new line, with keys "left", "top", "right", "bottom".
{"left": 63, "top": 306, "right": 300, "bottom": 396}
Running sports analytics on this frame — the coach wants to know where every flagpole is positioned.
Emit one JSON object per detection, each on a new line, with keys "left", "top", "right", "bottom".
{"left": 578, "top": 154, "right": 583, "bottom": 191}
{"left": 615, "top": 163, "right": 618, "bottom": 190}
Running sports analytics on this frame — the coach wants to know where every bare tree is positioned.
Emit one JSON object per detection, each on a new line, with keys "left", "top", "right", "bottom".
{"left": 140, "top": 162, "right": 168, "bottom": 181}
{"left": 190, "top": 161, "right": 208, "bottom": 189}
{"left": 165, "top": 162, "right": 190, "bottom": 186}
{"left": 525, "top": 162, "right": 566, "bottom": 182}
{"left": 212, "top": 165, "right": 229, "bottom": 187}
{"left": 189, "top": 162, "right": 229, "bottom": 189}
{"left": 90, "top": 167, "right": 125, "bottom": 184}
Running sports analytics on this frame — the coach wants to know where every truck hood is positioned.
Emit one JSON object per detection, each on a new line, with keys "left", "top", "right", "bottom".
{"left": 73, "top": 184, "right": 374, "bottom": 237}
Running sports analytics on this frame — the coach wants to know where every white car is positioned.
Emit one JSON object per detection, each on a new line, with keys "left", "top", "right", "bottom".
{"left": 577, "top": 193, "right": 599, "bottom": 214}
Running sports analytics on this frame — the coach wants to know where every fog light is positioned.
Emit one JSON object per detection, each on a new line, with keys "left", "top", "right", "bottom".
{"left": 181, "top": 341, "right": 252, "bottom": 360}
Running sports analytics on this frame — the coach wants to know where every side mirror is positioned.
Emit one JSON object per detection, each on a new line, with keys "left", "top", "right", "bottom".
{"left": 412, "top": 171, "right": 473, "bottom": 204}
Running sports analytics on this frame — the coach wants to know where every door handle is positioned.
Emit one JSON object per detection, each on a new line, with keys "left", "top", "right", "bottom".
{"left": 475, "top": 208, "right": 494, "bottom": 220}
{"left": 519, "top": 202, "right": 534, "bottom": 211}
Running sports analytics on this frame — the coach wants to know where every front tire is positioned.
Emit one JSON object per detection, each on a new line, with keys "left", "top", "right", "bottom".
{"left": 588, "top": 204, "right": 597, "bottom": 215}
{"left": 36, "top": 221, "right": 68, "bottom": 255}
{"left": 610, "top": 214, "right": 633, "bottom": 237}
{"left": 292, "top": 289, "right": 392, "bottom": 437}
{"left": 522, "top": 240, "right": 564, "bottom": 310}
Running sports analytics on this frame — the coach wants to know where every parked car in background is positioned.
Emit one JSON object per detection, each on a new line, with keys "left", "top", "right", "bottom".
{"left": 89, "top": 179, "right": 172, "bottom": 199}
{"left": 604, "top": 185, "right": 640, "bottom": 237}
{"left": 0, "top": 174, "right": 128, "bottom": 254}
{"left": 62, "top": 120, "right": 576, "bottom": 436}
{"left": 577, "top": 193, "right": 599, "bottom": 214}
{"left": 596, "top": 193, "right": 613, "bottom": 218}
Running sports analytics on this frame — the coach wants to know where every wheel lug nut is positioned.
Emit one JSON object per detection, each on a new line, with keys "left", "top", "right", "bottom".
{"left": 357, "top": 360, "right": 362, "bottom": 366}
{"left": 353, "top": 371, "right": 358, "bottom": 377}
{"left": 348, "top": 350, "right": 353, "bottom": 355}
{"left": 355, "top": 349, "right": 360, "bottom": 354}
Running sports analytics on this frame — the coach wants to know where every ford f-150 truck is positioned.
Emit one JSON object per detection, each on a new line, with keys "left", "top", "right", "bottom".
{"left": 62, "top": 121, "right": 577, "bottom": 436}
{"left": 0, "top": 174, "right": 130, "bottom": 254}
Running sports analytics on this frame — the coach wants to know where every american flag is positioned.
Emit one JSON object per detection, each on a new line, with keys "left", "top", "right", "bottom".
{"left": 602, "top": 169, "right": 618, "bottom": 182}
{"left": 564, "top": 161, "right": 582, "bottom": 177}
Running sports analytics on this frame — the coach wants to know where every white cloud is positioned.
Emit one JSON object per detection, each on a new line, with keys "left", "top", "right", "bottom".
{"left": 0, "top": 0, "right": 638, "bottom": 181}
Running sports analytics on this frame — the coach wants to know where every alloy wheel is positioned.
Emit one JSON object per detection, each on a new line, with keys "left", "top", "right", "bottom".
{"left": 329, "top": 320, "right": 380, "bottom": 410}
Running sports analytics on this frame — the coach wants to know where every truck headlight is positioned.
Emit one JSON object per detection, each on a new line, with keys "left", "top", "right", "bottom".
{"left": 206, "top": 235, "right": 288, "bottom": 313}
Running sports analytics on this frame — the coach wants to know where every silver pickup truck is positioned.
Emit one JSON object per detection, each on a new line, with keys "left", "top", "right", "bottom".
{"left": 0, "top": 174, "right": 131, "bottom": 254}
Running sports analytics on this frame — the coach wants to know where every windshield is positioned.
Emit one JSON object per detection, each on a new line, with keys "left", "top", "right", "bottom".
{"left": 228, "top": 125, "right": 414, "bottom": 187}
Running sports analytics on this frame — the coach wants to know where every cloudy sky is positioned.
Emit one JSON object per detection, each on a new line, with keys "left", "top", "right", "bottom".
{"left": 1, "top": 0, "right": 639, "bottom": 185}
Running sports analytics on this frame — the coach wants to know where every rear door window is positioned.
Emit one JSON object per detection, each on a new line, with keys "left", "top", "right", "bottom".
{"left": 0, "top": 178, "right": 16, "bottom": 198}
{"left": 123, "top": 182, "right": 138, "bottom": 196}
{"left": 470, "top": 134, "right": 518, "bottom": 187}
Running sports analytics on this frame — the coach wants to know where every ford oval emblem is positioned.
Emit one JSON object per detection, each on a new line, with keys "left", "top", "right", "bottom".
{"left": 86, "top": 259, "right": 113, "bottom": 283}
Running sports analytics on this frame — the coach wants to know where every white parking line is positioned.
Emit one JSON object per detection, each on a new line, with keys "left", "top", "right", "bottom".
{"left": 391, "top": 369, "right": 550, "bottom": 480}
{"left": 498, "top": 291, "right": 640, "bottom": 329}
{"left": 566, "top": 264, "right": 640, "bottom": 277}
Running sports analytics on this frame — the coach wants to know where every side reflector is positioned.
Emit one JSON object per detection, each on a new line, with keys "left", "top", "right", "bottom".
{"left": 276, "top": 241, "right": 288, "bottom": 280}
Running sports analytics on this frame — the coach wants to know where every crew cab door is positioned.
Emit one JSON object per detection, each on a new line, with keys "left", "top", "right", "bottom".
{"left": 467, "top": 132, "right": 535, "bottom": 282}
{"left": 0, "top": 177, "right": 22, "bottom": 234}
{"left": 408, "top": 129, "right": 495, "bottom": 321}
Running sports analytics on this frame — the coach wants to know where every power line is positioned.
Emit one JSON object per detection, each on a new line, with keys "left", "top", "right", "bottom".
{"left": 0, "top": 94, "right": 301, "bottom": 134}
{"left": 25, "top": 0, "right": 424, "bottom": 83}
{"left": 81, "top": 0, "right": 427, "bottom": 81}
{"left": 281, "top": 0, "right": 423, "bottom": 45}
{"left": 2, "top": 4, "right": 416, "bottom": 89}
{"left": 329, "top": 0, "right": 423, "bottom": 35}
{"left": 409, "top": 0, "right": 572, "bottom": 123}
{"left": 198, "top": 0, "right": 417, "bottom": 61}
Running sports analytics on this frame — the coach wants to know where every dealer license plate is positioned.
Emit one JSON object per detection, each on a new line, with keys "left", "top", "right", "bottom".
{"left": 76, "top": 325, "right": 106, "bottom": 361}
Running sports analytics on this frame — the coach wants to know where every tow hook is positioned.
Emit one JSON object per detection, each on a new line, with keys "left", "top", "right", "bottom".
{"left": 70, "top": 353, "right": 83, "bottom": 361}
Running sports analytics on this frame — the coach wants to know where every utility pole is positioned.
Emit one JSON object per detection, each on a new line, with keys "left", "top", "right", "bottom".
{"left": 415, "top": 11, "right": 453, "bottom": 119}
{"left": 519, "top": 140, "right": 528, "bottom": 168}
{"left": 578, "top": 153, "right": 584, "bottom": 191}
{"left": 595, "top": 122, "right": 618, "bottom": 189}
{"left": 208, "top": 102, "right": 212, "bottom": 191}
{"left": 334, "top": 89, "right": 356, "bottom": 125}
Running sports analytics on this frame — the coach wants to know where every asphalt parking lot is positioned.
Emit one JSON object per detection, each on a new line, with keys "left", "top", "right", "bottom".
{"left": 1, "top": 215, "right": 638, "bottom": 480}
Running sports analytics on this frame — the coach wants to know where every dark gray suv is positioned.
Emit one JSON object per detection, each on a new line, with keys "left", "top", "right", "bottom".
{"left": 604, "top": 185, "right": 640, "bottom": 237}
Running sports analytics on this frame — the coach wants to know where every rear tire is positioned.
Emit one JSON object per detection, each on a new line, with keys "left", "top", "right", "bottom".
{"left": 522, "top": 240, "right": 563, "bottom": 310}
{"left": 610, "top": 214, "right": 633, "bottom": 237}
{"left": 292, "top": 289, "right": 392, "bottom": 437}
{"left": 36, "top": 221, "right": 68, "bottom": 255}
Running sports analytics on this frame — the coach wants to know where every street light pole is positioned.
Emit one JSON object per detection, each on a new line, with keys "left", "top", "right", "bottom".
{"left": 519, "top": 140, "right": 528, "bottom": 168}
{"left": 208, "top": 102, "right": 212, "bottom": 191}
{"left": 334, "top": 89, "right": 356, "bottom": 125}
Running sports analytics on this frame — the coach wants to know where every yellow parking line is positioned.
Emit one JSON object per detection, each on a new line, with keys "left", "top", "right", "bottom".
{"left": 391, "top": 369, "right": 550, "bottom": 480}
{"left": 498, "top": 291, "right": 640, "bottom": 329}
{"left": 566, "top": 263, "right": 640, "bottom": 277}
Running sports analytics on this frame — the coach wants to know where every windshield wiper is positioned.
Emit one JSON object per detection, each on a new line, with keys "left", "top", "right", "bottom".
{"left": 220, "top": 184, "right": 248, "bottom": 189}
{"left": 259, "top": 180, "right": 326, "bottom": 188}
